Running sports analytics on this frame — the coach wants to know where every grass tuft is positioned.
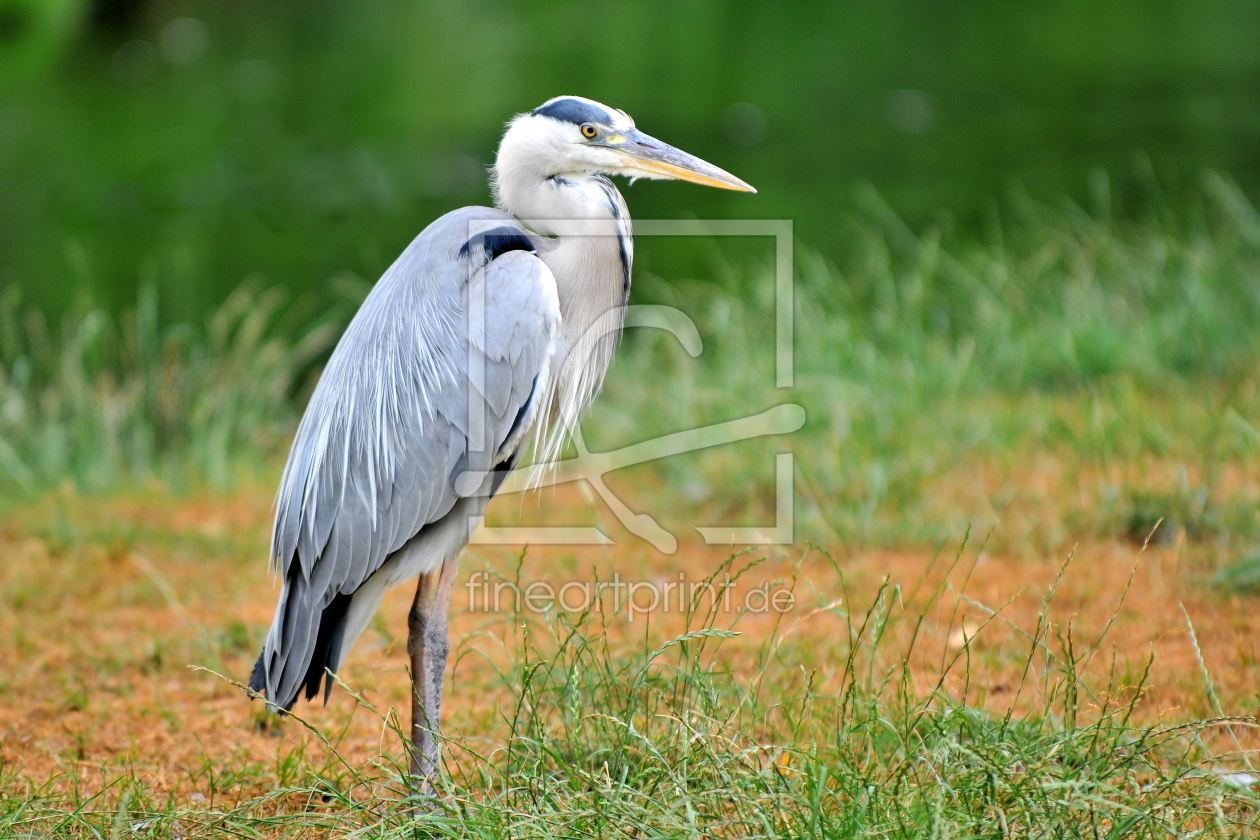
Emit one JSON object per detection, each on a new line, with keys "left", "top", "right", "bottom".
{"left": 0, "top": 281, "right": 339, "bottom": 494}
{"left": 1213, "top": 549, "right": 1260, "bottom": 594}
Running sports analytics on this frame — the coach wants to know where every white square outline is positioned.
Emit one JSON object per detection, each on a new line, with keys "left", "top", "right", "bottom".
{"left": 464, "top": 218, "right": 798, "bottom": 552}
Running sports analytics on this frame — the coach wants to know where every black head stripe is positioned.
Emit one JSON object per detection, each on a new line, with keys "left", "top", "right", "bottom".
{"left": 460, "top": 226, "right": 535, "bottom": 262}
{"left": 532, "top": 97, "right": 613, "bottom": 126}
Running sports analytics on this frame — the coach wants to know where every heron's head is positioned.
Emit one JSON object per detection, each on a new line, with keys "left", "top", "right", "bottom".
{"left": 495, "top": 95, "right": 756, "bottom": 194}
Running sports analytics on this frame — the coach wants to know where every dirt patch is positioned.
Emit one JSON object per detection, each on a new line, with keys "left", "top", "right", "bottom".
{"left": 0, "top": 482, "right": 1256, "bottom": 802}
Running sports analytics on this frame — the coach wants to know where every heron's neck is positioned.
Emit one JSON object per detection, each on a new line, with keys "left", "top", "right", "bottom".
{"left": 495, "top": 167, "right": 632, "bottom": 349}
{"left": 494, "top": 165, "right": 633, "bottom": 457}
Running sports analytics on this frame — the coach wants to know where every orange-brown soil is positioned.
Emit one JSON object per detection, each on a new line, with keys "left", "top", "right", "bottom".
{"left": 0, "top": 479, "right": 1256, "bottom": 804}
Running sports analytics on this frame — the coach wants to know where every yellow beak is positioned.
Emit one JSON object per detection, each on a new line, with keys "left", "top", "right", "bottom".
{"left": 603, "top": 129, "right": 756, "bottom": 193}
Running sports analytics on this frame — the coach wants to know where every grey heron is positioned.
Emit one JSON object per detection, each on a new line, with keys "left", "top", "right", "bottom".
{"left": 248, "top": 96, "right": 755, "bottom": 787}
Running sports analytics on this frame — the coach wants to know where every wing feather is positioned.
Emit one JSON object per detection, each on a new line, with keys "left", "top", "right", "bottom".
{"left": 253, "top": 208, "right": 559, "bottom": 709}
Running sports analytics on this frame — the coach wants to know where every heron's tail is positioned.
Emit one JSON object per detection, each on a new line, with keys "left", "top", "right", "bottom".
{"left": 249, "top": 573, "right": 353, "bottom": 711}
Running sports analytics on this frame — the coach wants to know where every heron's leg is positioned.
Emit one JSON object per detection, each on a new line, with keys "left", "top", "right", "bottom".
{"left": 407, "top": 555, "right": 461, "bottom": 790}
{"left": 407, "top": 570, "right": 436, "bottom": 785}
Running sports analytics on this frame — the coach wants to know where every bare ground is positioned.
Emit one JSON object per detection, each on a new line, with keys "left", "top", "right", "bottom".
{"left": 0, "top": 476, "right": 1256, "bottom": 805}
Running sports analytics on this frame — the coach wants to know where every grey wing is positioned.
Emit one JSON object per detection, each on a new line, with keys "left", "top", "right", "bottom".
{"left": 250, "top": 208, "right": 559, "bottom": 710}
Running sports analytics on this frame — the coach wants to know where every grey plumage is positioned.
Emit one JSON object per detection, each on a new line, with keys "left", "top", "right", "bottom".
{"left": 251, "top": 208, "right": 558, "bottom": 709}
{"left": 247, "top": 97, "right": 753, "bottom": 785}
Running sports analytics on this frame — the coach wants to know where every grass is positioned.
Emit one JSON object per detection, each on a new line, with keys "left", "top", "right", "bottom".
{"left": 1, "top": 541, "right": 1258, "bottom": 837}
{"left": 0, "top": 181, "right": 1259, "bottom": 834}
{"left": 596, "top": 174, "right": 1260, "bottom": 549}
{"left": 3, "top": 177, "right": 1260, "bottom": 520}
{"left": 0, "top": 281, "right": 343, "bottom": 492}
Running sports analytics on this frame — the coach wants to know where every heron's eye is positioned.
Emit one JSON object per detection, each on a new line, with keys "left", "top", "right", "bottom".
{"left": 580, "top": 123, "right": 598, "bottom": 139}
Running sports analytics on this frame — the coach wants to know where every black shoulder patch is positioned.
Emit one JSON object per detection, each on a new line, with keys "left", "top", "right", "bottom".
{"left": 532, "top": 97, "right": 612, "bottom": 126}
{"left": 459, "top": 226, "right": 535, "bottom": 263}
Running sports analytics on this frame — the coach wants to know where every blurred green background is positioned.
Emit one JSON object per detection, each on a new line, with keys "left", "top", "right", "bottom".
{"left": 2, "top": 0, "right": 1260, "bottom": 320}
{"left": 2, "top": 0, "right": 1260, "bottom": 541}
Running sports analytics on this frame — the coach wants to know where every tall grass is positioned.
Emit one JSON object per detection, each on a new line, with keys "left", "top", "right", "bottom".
{"left": 0, "top": 282, "right": 339, "bottom": 493}
{"left": 598, "top": 175, "right": 1260, "bottom": 547}
{"left": 2, "top": 177, "right": 1259, "bottom": 544}
{"left": 1, "top": 548, "right": 1255, "bottom": 837}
